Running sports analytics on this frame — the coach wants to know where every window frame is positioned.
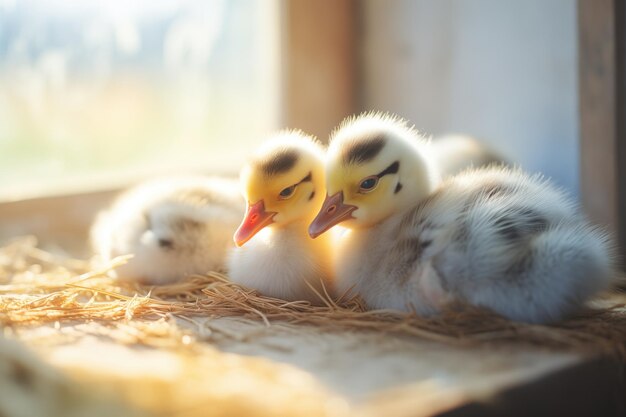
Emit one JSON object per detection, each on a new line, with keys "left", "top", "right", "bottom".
{"left": 578, "top": 0, "right": 626, "bottom": 264}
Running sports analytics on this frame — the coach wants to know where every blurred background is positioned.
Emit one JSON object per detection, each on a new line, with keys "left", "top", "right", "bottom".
{"left": 363, "top": 1, "right": 578, "bottom": 193}
{"left": 0, "top": 0, "right": 622, "bottom": 255}
{"left": 0, "top": 0, "right": 280, "bottom": 198}
{"left": 0, "top": 0, "right": 577, "bottom": 196}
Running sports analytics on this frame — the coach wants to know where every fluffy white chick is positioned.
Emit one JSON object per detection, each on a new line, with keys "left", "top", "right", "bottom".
{"left": 91, "top": 176, "right": 244, "bottom": 284}
{"left": 309, "top": 112, "right": 615, "bottom": 323}
{"left": 431, "top": 134, "right": 504, "bottom": 178}
{"left": 227, "top": 130, "right": 334, "bottom": 303}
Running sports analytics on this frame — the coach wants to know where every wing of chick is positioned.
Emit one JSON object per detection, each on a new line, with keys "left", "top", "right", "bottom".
{"left": 409, "top": 166, "right": 615, "bottom": 323}
{"left": 90, "top": 176, "right": 244, "bottom": 284}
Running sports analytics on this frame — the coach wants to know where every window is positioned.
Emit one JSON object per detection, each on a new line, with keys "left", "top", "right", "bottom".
{"left": 0, "top": 0, "right": 280, "bottom": 198}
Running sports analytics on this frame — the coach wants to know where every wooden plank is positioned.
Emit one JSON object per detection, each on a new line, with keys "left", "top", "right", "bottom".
{"left": 0, "top": 172, "right": 239, "bottom": 254}
{"left": 438, "top": 357, "right": 626, "bottom": 417}
{"left": 617, "top": 0, "right": 626, "bottom": 262}
{"left": 0, "top": 189, "right": 118, "bottom": 255}
{"left": 281, "top": 0, "right": 359, "bottom": 142}
{"left": 578, "top": 0, "right": 626, "bottom": 262}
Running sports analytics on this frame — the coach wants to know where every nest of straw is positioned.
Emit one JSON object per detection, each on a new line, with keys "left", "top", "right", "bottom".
{"left": 1, "top": 236, "right": 625, "bottom": 359}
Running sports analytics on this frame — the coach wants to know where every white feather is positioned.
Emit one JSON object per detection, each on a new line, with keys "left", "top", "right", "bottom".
{"left": 228, "top": 225, "right": 334, "bottom": 303}
{"left": 90, "top": 176, "right": 244, "bottom": 284}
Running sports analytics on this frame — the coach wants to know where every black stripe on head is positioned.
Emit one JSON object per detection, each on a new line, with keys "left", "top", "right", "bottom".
{"left": 299, "top": 171, "right": 312, "bottom": 183}
{"left": 394, "top": 182, "right": 403, "bottom": 194}
{"left": 341, "top": 135, "right": 386, "bottom": 165}
{"left": 377, "top": 161, "right": 400, "bottom": 177}
{"left": 259, "top": 149, "right": 299, "bottom": 176}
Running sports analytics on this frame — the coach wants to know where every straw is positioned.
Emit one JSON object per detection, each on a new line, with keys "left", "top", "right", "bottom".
{"left": 1, "top": 236, "right": 625, "bottom": 358}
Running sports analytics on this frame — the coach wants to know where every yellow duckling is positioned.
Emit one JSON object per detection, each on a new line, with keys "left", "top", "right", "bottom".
{"left": 228, "top": 130, "right": 334, "bottom": 303}
{"left": 309, "top": 112, "right": 614, "bottom": 323}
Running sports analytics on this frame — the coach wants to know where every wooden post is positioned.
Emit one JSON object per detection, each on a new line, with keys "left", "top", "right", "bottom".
{"left": 578, "top": 0, "right": 626, "bottom": 262}
{"left": 280, "top": 0, "right": 359, "bottom": 142}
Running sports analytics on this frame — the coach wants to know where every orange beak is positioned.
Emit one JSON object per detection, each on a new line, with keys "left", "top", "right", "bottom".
{"left": 308, "top": 191, "right": 357, "bottom": 238}
{"left": 234, "top": 200, "right": 277, "bottom": 247}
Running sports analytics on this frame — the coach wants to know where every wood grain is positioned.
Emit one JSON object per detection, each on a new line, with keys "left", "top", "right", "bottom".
{"left": 578, "top": 0, "right": 626, "bottom": 263}
{"left": 281, "top": 0, "right": 359, "bottom": 142}
{"left": 0, "top": 189, "right": 118, "bottom": 255}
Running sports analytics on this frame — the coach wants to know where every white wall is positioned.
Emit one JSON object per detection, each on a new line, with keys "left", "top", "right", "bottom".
{"left": 362, "top": 0, "right": 579, "bottom": 195}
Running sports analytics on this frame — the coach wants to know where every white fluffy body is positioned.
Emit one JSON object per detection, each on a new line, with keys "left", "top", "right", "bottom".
{"left": 228, "top": 225, "right": 334, "bottom": 304}
{"left": 328, "top": 114, "right": 615, "bottom": 323}
{"left": 91, "top": 176, "right": 244, "bottom": 284}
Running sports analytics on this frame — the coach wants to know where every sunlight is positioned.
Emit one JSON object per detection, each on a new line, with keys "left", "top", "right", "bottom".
{"left": 0, "top": 0, "right": 280, "bottom": 197}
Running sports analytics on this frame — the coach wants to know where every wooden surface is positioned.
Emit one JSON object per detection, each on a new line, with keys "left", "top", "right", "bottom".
{"left": 0, "top": 189, "right": 118, "bottom": 255}
{"left": 281, "top": 0, "right": 359, "bottom": 141}
{"left": 11, "top": 317, "right": 625, "bottom": 417}
{"left": 439, "top": 357, "right": 625, "bottom": 417}
{"left": 578, "top": 0, "right": 626, "bottom": 263}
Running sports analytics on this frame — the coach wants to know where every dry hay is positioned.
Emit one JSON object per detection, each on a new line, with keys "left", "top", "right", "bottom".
{"left": 1, "top": 236, "right": 626, "bottom": 359}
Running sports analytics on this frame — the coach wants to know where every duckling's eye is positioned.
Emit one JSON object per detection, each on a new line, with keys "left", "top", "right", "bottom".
{"left": 278, "top": 185, "right": 297, "bottom": 200}
{"left": 358, "top": 176, "right": 379, "bottom": 193}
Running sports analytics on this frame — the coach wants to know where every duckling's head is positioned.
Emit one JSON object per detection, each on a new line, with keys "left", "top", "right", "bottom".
{"left": 234, "top": 130, "right": 326, "bottom": 246}
{"left": 309, "top": 113, "right": 439, "bottom": 237}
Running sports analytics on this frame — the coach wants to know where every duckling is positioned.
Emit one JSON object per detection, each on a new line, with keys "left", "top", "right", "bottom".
{"left": 227, "top": 130, "right": 334, "bottom": 303}
{"left": 309, "top": 112, "right": 614, "bottom": 323}
{"left": 431, "top": 134, "right": 504, "bottom": 178}
{"left": 90, "top": 176, "right": 244, "bottom": 285}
